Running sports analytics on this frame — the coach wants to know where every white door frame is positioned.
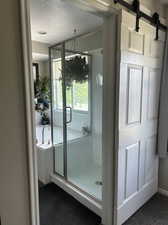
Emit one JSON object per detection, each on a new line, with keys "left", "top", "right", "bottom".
{"left": 102, "top": 13, "right": 121, "bottom": 225}
{"left": 20, "top": 0, "right": 40, "bottom": 225}
{"left": 19, "top": 0, "right": 121, "bottom": 225}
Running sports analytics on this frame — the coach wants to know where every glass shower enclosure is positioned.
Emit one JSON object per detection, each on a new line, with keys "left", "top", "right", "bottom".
{"left": 50, "top": 35, "right": 103, "bottom": 201}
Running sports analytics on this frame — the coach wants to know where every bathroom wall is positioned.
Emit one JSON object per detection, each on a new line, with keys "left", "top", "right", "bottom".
{"left": 159, "top": 159, "right": 168, "bottom": 191}
{"left": 65, "top": 29, "right": 102, "bottom": 53}
{"left": 34, "top": 59, "right": 50, "bottom": 125}
{"left": 32, "top": 40, "right": 49, "bottom": 78}
{"left": 140, "top": 0, "right": 166, "bottom": 18}
{"left": 91, "top": 49, "right": 103, "bottom": 167}
{"left": 33, "top": 60, "right": 49, "bottom": 78}
{"left": 32, "top": 40, "right": 49, "bottom": 56}
{"left": 32, "top": 40, "right": 50, "bottom": 126}
{"left": 158, "top": 6, "right": 168, "bottom": 193}
{"left": 77, "top": 0, "right": 166, "bottom": 19}
{"left": 102, "top": 0, "right": 167, "bottom": 18}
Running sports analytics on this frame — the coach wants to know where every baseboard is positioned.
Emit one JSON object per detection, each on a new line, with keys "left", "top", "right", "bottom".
{"left": 158, "top": 188, "right": 168, "bottom": 197}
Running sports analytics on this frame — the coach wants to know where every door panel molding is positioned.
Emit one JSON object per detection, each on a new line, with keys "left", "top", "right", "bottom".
{"left": 126, "top": 65, "right": 143, "bottom": 125}
{"left": 117, "top": 9, "right": 165, "bottom": 225}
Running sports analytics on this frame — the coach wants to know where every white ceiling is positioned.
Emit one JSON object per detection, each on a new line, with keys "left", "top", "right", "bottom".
{"left": 30, "top": 0, "right": 103, "bottom": 44}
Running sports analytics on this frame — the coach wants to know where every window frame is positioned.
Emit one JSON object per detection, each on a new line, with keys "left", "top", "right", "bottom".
{"left": 52, "top": 57, "right": 91, "bottom": 114}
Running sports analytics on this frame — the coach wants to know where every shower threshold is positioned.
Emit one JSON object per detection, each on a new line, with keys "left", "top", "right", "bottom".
{"left": 50, "top": 173, "right": 102, "bottom": 216}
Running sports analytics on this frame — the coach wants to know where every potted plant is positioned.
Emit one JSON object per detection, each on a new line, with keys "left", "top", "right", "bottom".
{"left": 34, "top": 76, "right": 50, "bottom": 125}
{"left": 60, "top": 55, "right": 89, "bottom": 87}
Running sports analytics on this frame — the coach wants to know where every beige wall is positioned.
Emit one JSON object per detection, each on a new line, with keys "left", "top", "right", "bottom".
{"left": 159, "top": 159, "right": 168, "bottom": 191}
{"left": 140, "top": 0, "right": 166, "bottom": 18}
{"left": 143, "top": 0, "right": 168, "bottom": 194}
{"left": 0, "top": 1, "right": 30, "bottom": 225}
{"left": 32, "top": 41, "right": 49, "bottom": 55}
{"left": 109, "top": 0, "right": 167, "bottom": 18}
{"left": 158, "top": 2, "right": 168, "bottom": 193}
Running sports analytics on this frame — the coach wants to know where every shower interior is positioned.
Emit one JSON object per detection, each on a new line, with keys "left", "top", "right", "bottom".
{"left": 36, "top": 30, "right": 103, "bottom": 202}
{"left": 51, "top": 35, "right": 103, "bottom": 201}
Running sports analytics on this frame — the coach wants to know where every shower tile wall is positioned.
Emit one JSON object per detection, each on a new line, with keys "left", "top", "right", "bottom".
{"left": 92, "top": 50, "right": 103, "bottom": 168}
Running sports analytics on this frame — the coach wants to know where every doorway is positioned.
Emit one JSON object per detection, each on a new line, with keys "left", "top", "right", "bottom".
{"left": 20, "top": 0, "right": 168, "bottom": 224}
{"left": 33, "top": 20, "right": 104, "bottom": 218}
{"left": 21, "top": 0, "right": 118, "bottom": 224}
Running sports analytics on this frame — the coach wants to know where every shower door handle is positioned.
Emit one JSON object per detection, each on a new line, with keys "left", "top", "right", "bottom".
{"left": 66, "top": 106, "right": 72, "bottom": 124}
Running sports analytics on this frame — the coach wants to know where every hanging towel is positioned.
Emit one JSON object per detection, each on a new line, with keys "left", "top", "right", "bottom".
{"left": 158, "top": 31, "right": 168, "bottom": 158}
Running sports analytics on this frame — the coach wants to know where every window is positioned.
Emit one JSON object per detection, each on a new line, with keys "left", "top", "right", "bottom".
{"left": 53, "top": 58, "right": 89, "bottom": 112}
{"left": 53, "top": 59, "right": 63, "bottom": 109}
{"left": 32, "top": 63, "right": 39, "bottom": 81}
{"left": 73, "top": 81, "right": 88, "bottom": 111}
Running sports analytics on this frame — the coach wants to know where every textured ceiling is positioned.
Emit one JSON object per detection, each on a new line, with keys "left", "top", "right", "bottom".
{"left": 30, "top": 0, "right": 103, "bottom": 44}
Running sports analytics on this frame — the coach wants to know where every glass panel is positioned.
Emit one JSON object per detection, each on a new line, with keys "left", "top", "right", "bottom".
{"left": 50, "top": 31, "right": 103, "bottom": 201}
{"left": 73, "top": 81, "right": 88, "bottom": 111}
{"left": 65, "top": 35, "right": 103, "bottom": 200}
{"left": 51, "top": 46, "right": 64, "bottom": 176}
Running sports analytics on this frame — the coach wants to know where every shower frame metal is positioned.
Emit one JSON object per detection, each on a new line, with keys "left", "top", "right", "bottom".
{"left": 49, "top": 38, "right": 97, "bottom": 200}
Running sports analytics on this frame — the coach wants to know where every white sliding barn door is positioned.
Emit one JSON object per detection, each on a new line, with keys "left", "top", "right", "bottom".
{"left": 117, "top": 10, "right": 165, "bottom": 225}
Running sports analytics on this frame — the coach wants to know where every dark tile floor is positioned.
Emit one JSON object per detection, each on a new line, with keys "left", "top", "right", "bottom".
{"left": 39, "top": 183, "right": 168, "bottom": 225}
{"left": 39, "top": 183, "right": 101, "bottom": 225}
{"left": 124, "top": 194, "right": 168, "bottom": 225}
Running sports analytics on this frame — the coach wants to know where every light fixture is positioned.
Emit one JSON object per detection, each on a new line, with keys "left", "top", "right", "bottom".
{"left": 38, "top": 31, "right": 47, "bottom": 35}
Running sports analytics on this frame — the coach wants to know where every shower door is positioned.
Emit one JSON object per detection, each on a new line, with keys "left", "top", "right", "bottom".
{"left": 64, "top": 49, "right": 92, "bottom": 196}
{"left": 51, "top": 44, "right": 65, "bottom": 177}
{"left": 50, "top": 42, "right": 103, "bottom": 201}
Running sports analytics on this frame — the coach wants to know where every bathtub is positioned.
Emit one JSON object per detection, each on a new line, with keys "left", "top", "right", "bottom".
{"left": 35, "top": 124, "right": 83, "bottom": 184}
{"left": 37, "top": 143, "right": 53, "bottom": 184}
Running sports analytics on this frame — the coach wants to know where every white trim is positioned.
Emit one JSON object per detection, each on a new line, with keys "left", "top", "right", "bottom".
{"left": 158, "top": 188, "right": 168, "bottom": 197}
{"left": 20, "top": 0, "right": 40, "bottom": 225}
{"left": 66, "top": 0, "right": 112, "bottom": 14}
{"left": 102, "top": 13, "right": 120, "bottom": 225}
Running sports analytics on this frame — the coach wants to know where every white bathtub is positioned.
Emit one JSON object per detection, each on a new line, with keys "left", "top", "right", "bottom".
{"left": 35, "top": 125, "right": 83, "bottom": 185}
{"left": 37, "top": 144, "right": 53, "bottom": 184}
